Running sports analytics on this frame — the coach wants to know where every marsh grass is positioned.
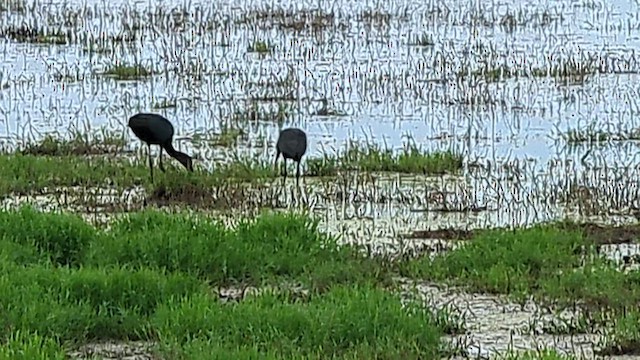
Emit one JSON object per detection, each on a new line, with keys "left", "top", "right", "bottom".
{"left": 309, "top": 142, "right": 463, "bottom": 175}
{"left": 247, "top": 39, "right": 272, "bottom": 54}
{"left": 2, "top": 25, "right": 67, "bottom": 45}
{"left": 102, "top": 64, "right": 152, "bottom": 80}
{"left": 0, "top": 206, "right": 459, "bottom": 358}
{"left": 150, "top": 164, "right": 276, "bottom": 208}
{"left": 306, "top": 156, "right": 340, "bottom": 177}
{"left": 153, "top": 284, "right": 453, "bottom": 359}
{"left": 1, "top": 134, "right": 463, "bottom": 203}
{"left": 597, "top": 310, "right": 640, "bottom": 355}
{"left": 20, "top": 130, "right": 126, "bottom": 156}
{"left": 82, "top": 41, "right": 113, "bottom": 55}
{"left": 239, "top": 9, "right": 338, "bottom": 32}
{"left": 0, "top": 151, "right": 285, "bottom": 209}
{"left": 400, "top": 223, "right": 640, "bottom": 311}
{"left": 562, "top": 128, "right": 640, "bottom": 144}
{"left": 408, "top": 32, "right": 435, "bottom": 46}
{"left": 233, "top": 101, "right": 293, "bottom": 122}
{"left": 400, "top": 222, "right": 640, "bottom": 353}
{"left": 192, "top": 126, "right": 246, "bottom": 147}
{"left": 0, "top": 0, "right": 26, "bottom": 13}
{"left": 0, "top": 154, "right": 149, "bottom": 194}
{"left": 152, "top": 98, "right": 177, "bottom": 109}
{"left": 0, "top": 153, "right": 273, "bottom": 193}
{"left": 462, "top": 55, "right": 601, "bottom": 82}
{"left": 0, "top": 331, "right": 67, "bottom": 359}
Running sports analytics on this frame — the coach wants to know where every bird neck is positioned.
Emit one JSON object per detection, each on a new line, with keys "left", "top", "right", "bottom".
{"left": 162, "top": 142, "right": 193, "bottom": 172}
{"left": 162, "top": 142, "right": 179, "bottom": 157}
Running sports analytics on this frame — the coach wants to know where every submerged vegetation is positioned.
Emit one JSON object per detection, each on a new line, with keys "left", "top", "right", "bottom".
{"left": 101, "top": 64, "right": 152, "bottom": 80}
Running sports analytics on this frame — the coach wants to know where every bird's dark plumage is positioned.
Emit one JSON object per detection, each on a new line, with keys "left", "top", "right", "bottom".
{"left": 275, "top": 128, "right": 307, "bottom": 186}
{"left": 128, "top": 112, "right": 193, "bottom": 182}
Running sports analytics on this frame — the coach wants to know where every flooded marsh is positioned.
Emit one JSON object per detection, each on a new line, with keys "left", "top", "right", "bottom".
{"left": 1, "top": 0, "right": 640, "bottom": 357}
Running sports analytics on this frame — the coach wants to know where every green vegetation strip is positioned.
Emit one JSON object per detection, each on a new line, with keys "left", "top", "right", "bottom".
{"left": 306, "top": 143, "right": 462, "bottom": 176}
{"left": 0, "top": 206, "right": 457, "bottom": 358}
{"left": 0, "top": 154, "right": 276, "bottom": 194}
{"left": 20, "top": 133, "right": 126, "bottom": 156}
{"left": 2, "top": 205, "right": 636, "bottom": 357}
{"left": 0, "top": 147, "right": 461, "bottom": 198}
{"left": 401, "top": 224, "right": 637, "bottom": 308}
{"left": 15, "top": 134, "right": 463, "bottom": 182}
{"left": 400, "top": 223, "right": 640, "bottom": 354}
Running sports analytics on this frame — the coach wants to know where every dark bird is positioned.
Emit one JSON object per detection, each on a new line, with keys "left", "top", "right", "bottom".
{"left": 274, "top": 127, "right": 308, "bottom": 187}
{"left": 128, "top": 112, "right": 193, "bottom": 182}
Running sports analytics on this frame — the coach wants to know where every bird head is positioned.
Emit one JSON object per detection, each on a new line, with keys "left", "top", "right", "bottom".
{"left": 175, "top": 152, "right": 194, "bottom": 172}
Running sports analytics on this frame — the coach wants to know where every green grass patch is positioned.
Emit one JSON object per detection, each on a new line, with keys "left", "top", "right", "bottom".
{"left": 153, "top": 284, "right": 454, "bottom": 359}
{"left": 0, "top": 331, "right": 67, "bottom": 360}
{"left": 307, "top": 142, "right": 463, "bottom": 176}
{"left": 0, "top": 206, "right": 96, "bottom": 266}
{"left": 0, "top": 154, "right": 149, "bottom": 194}
{"left": 597, "top": 310, "right": 640, "bottom": 355}
{"left": 2, "top": 25, "right": 67, "bottom": 45}
{"left": 0, "top": 205, "right": 460, "bottom": 357}
{"left": 400, "top": 223, "right": 640, "bottom": 311}
{"left": 86, "top": 209, "right": 389, "bottom": 289}
{"left": 0, "top": 263, "right": 202, "bottom": 342}
{"left": 0, "top": 153, "right": 272, "bottom": 197}
{"left": 0, "top": 205, "right": 390, "bottom": 289}
{"left": 20, "top": 130, "right": 126, "bottom": 156}
{"left": 459, "top": 58, "right": 599, "bottom": 82}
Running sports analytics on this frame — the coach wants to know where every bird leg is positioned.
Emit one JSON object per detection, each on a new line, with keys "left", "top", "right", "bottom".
{"left": 158, "top": 147, "right": 166, "bottom": 172}
{"left": 282, "top": 159, "right": 287, "bottom": 181}
{"left": 296, "top": 161, "right": 301, "bottom": 187}
{"left": 273, "top": 152, "right": 280, "bottom": 175}
{"left": 147, "top": 143, "right": 154, "bottom": 183}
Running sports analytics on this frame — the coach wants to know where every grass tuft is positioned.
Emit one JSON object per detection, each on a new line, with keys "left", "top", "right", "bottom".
{"left": 20, "top": 131, "right": 126, "bottom": 156}
{"left": 153, "top": 284, "right": 454, "bottom": 358}
{"left": 400, "top": 222, "right": 640, "bottom": 311}
{"left": 308, "top": 142, "right": 463, "bottom": 175}
{"left": 102, "top": 64, "right": 152, "bottom": 80}
{"left": 87, "top": 209, "right": 389, "bottom": 289}
{"left": 247, "top": 40, "right": 273, "bottom": 54}
{"left": 0, "top": 331, "right": 67, "bottom": 360}
{"left": 0, "top": 206, "right": 96, "bottom": 266}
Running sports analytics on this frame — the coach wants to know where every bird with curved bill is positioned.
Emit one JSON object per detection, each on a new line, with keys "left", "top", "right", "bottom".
{"left": 128, "top": 112, "right": 193, "bottom": 182}
{"left": 274, "top": 127, "right": 307, "bottom": 187}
